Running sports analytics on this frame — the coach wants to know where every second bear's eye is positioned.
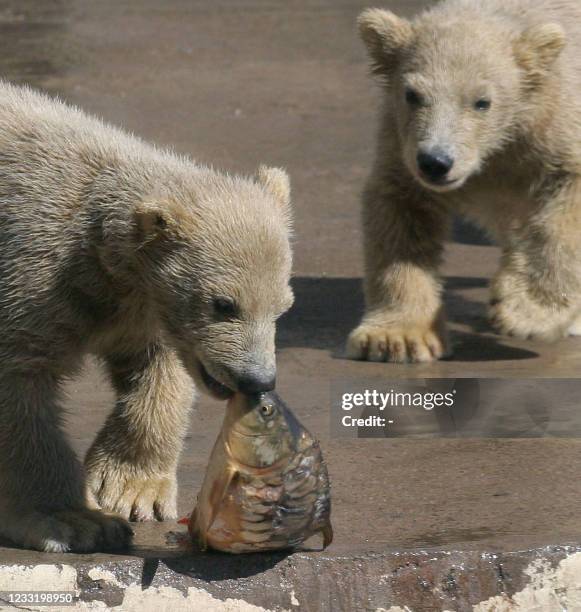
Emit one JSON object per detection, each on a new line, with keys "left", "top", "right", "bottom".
{"left": 405, "top": 87, "right": 423, "bottom": 107}
{"left": 213, "top": 297, "right": 238, "bottom": 318}
{"left": 474, "top": 98, "right": 492, "bottom": 111}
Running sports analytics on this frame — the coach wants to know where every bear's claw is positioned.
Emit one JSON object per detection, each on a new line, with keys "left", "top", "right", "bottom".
{"left": 347, "top": 322, "right": 447, "bottom": 363}
{"left": 489, "top": 294, "right": 571, "bottom": 342}
{"left": 87, "top": 467, "right": 178, "bottom": 522}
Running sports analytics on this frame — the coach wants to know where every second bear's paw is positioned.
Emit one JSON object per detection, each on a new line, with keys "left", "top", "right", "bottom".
{"left": 87, "top": 466, "right": 178, "bottom": 522}
{"left": 489, "top": 293, "right": 570, "bottom": 342}
{"left": 346, "top": 321, "right": 448, "bottom": 363}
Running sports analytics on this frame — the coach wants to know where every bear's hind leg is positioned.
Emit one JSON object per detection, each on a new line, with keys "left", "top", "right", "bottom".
{"left": 0, "top": 372, "right": 132, "bottom": 552}
{"left": 85, "top": 344, "right": 194, "bottom": 522}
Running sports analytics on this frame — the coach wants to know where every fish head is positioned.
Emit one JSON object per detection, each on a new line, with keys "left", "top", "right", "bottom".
{"left": 225, "top": 392, "right": 312, "bottom": 469}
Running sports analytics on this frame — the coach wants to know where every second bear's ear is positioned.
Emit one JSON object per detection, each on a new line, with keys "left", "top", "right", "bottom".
{"left": 256, "top": 165, "right": 291, "bottom": 209}
{"left": 357, "top": 8, "right": 413, "bottom": 75}
{"left": 514, "top": 23, "right": 566, "bottom": 80}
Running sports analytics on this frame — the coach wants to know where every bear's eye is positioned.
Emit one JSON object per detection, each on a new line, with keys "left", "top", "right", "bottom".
{"left": 474, "top": 98, "right": 492, "bottom": 111}
{"left": 405, "top": 87, "right": 423, "bottom": 107}
{"left": 213, "top": 297, "right": 238, "bottom": 318}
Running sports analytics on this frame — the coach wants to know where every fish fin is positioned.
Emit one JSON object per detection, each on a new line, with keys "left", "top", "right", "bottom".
{"left": 189, "top": 508, "right": 208, "bottom": 552}
{"left": 198, "top": 530, "right": 208, "bottom": 552}
{"left": 194, "top": 467, "right": 237, "bottom": 552}
{"left": 322, "top": 523, "right": 334, "bottom": 549}
{"left": 207, "top": 467, "right": 237, "bottom": 529}
{"left": 188, "top": 508, "right": 198, "bottom": 539}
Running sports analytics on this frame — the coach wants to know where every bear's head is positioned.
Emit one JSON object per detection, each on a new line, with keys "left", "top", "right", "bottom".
{"left": 125, "top": 166, "right": 293, "bottom": 400}
{"left": 358, "top": 8, "right": 566, "bottom": 192}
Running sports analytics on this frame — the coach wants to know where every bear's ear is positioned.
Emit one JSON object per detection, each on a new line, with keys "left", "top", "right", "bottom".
{"left": 357, "top": 8, "right": 413, "bottom": 76}
{"left": 134, "top": 199, "right": 184, "bottom": 243}
{"left": 256, "top": 165, "right": 291, "bottom": 209}
{"left": 514, "top": 23, "right": 566, "bottom": 80}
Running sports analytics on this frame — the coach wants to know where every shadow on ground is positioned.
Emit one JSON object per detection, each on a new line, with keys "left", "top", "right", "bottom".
{"left": 279, "top": 275, "right": 538, "bottom": 363}
{"left": 159, "top": 550, "right": 293, "bottom": 583}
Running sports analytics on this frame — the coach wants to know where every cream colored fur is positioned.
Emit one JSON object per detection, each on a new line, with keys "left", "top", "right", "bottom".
{"left": 348, "top": 0, "right": 581, "bottom": 363}
{"left": 0, "top": 82, "right": 293, "bottom": 552}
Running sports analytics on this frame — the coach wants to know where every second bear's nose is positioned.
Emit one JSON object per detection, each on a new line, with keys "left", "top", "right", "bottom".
{"left": 417, "top": 149, "right": 454, "bottom": 182}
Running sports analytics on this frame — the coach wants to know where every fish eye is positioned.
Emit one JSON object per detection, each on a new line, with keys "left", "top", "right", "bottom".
{"left": 213, "top": 296, "right": 238, "bottom": 318}
{"left": 405, "top": 87, "right": 423, "bottom": 107}
{"left": 474, "top": 98, "right": 492, "bottom": 111}
{"left": 260, "top": 403, "right": 274, "bottom": 418}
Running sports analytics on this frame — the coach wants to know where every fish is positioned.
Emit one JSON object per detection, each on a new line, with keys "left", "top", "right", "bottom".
{"left": 188, "top": 391, "right": 333, "bottom": 553}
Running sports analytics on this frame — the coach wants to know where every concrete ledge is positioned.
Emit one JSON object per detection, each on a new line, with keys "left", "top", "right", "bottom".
{"left": 1, "top": 543, "right": 581, "bottom": 611}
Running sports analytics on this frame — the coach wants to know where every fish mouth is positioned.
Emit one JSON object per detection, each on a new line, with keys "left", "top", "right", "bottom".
{"left": 199, "top": 362, "right": 235, "bottom": 400}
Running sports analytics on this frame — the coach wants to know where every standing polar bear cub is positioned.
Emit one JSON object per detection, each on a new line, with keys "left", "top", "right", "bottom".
{"left": 0, "top": 82, "right": 293, "bottom": 552}
{"left": 348, "top": 0, "right": 581, "bottom": 363}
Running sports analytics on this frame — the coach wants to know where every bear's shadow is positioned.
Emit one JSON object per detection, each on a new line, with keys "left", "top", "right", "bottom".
{"left": 278, "top": 275, "right": 537, "bottom": 362}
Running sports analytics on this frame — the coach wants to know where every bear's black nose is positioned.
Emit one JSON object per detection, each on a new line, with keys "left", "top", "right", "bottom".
{"left": 417, "top": 149, "right": 454, "bottom": 182}
{"left": 236, "top": 373, "right": 276, "bottom": 394}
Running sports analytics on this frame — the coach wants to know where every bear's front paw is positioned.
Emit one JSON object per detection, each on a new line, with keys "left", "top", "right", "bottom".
{"left": 489, "top": 292, "right": 571, "bottom": 341}
{"left": 346, "top": 320, "right": 448, "bottom": 363}
{"left": 86, "top": 463, "right": 177, "bottom": 522}
{"left": 1, "top": 508, "right": 132, "bottom": 553}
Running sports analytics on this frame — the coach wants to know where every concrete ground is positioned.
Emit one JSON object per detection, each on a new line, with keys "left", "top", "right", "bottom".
{"left": 1, "top": 1, "right": 581, "bottom": 610}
